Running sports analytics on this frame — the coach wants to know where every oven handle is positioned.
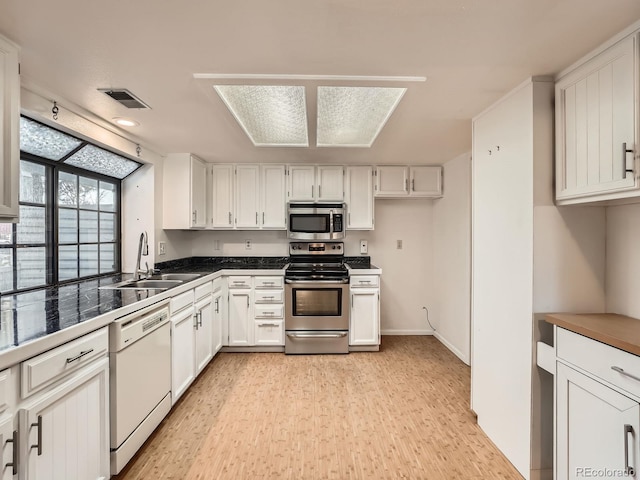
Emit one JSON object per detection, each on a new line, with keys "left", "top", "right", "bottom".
{"left": 286, "top": 332, "right": 348, "bottom": 339}
{"left": 285, "top": 279, "right": 349, "bottom": 284}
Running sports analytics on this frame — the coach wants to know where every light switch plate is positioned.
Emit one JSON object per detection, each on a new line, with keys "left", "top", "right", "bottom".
{"left": 158, "top": 241, "right": 166, "bottom": 255}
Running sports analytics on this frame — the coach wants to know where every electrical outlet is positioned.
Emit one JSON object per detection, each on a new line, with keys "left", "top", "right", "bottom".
{"left": 245, "top": 239, "right": 252, "bottom": 250}
{"left": 396, "top": 239, "right": 403, "bottom": 249}
{"left": 158, "top": 241, "right": 166, "bottom": 256}
{"left": 360, "top": 240, "right": 368, "bottom": 254}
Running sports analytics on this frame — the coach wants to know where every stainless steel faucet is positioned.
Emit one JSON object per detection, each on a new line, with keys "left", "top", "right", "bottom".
{"left": 135, "top": 231, "right": 149, "bottom": 280}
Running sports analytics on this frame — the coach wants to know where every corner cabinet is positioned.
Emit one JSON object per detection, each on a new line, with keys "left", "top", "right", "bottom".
{"left": 163, "top": 153, "right": 208, "bottom": 229}
{"left": 555, "top": 33, "right": 639, "bottom": 204}
{"left": 0, "top": 34, "right": 20, "bottom": 223}
{"left": 374, "top": 166, "right": 442, "bottom": 198}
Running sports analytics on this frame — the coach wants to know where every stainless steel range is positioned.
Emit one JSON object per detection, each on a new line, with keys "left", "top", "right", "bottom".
{"left": 285, "top": 242, "right": 349, "bottom": 354}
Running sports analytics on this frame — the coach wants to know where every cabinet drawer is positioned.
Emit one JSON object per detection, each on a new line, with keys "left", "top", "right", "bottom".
{"left": 255, "top": 305, "right": 284, "bottom": 319}
{"left": 21, "top": 327, "right": 108, "bottom": 399}
{"left": 255, "top": 290, "right": 283, "bottom": 304}
{"left": 170, "top": 289, "right": 194, "bottom": 314}
{"left": 0, "top": 369, "right": 10, "bottom": 414}
{"left": 350, "top": 275, "right": 379, "bottom": 288}
{"left": 255, "top": 276, "right": 283, "bottom": 289}
{"left": 557, "top": 327, "right": 640, "bottom": 399}
{"left": 213, "top": 277, "right": 223, "bottom": 292}
{"left": 228, "top": 276, "right": 252, "bottom": 289}
{"left": 195, "top": 281, "right": 213, "bottom": 301}
{"left": 255, "top": 320, "right": 284, "bottom": 346}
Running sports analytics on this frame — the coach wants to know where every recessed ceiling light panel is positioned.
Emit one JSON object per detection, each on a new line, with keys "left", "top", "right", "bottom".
{"left": 317, "top": 86, "right": 406, "bottom": 147}
{"left": 214, "top": 85, "right": 308, "bottom": 146}
{"left": 113, "top": 117, "right": 139, "bottom": 127}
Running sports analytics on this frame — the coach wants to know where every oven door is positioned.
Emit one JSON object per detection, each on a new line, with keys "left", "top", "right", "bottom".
{"left": 285, "top": 279, "right": 349, "bottom": 330}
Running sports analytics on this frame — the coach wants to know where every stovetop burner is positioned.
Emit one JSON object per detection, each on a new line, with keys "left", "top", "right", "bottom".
{"left": 286, "top": 242, "right": 348, "bottom": 280}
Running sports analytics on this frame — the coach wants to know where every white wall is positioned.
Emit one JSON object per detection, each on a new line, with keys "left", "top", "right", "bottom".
{"left": 432, "top": 152, "right": 471, "bottom": 364}
{"left": 606, "top": 203, "right": 640, "bottom": 316}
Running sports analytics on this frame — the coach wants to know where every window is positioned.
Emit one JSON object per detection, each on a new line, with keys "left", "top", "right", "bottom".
{"left": 0, "top": 116, "right": 138, "bottom": 294}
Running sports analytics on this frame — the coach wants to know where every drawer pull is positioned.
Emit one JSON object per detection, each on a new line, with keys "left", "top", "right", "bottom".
{"left": 611, "top": 366, "right": 640, "bottom": 383}
{"left": 625, "top": 424, "right": 636, "bottom": 476}
{"left": 31, "top": 415, "right": 42, "bottom": 456}
{"left": 262, "top": 296, "right": 274, "bottom": 300}
{"left": 259, "top": 323, "right": 279, "bottom": 327}
{"left": 359, "top": 280, "right": 371, "bottom": 284}
{"left": 66, "top": 349, "right": 94, "bottom": 364}
{"left": 6, "top": 429, "right": 17, "bottom": 474}
{"left": 262, "top": 282, "right": 274, "bottom": 285}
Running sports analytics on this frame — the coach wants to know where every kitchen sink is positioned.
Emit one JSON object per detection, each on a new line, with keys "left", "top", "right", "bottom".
{"left": 151, "top": 273, "right": 201, "bottom": 281}
{"left": 100, "top": 278, "right": 184, "bottom": 290}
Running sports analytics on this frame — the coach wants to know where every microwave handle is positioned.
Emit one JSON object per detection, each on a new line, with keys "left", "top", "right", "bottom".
{"left": 330, "top": 209, "right": 334, "bottom": 234}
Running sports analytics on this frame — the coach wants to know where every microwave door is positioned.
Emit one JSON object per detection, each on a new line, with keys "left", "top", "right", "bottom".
{"left": 289, "top": 214, "right": 331, "bottom": 234}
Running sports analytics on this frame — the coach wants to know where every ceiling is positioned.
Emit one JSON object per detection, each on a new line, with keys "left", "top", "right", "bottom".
{"left": 1, "top": 0, "right": 640, "bottom": 165}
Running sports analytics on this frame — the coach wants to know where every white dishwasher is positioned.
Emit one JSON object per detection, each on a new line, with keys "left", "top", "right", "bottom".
{"left": 109, "top": 300, "right": 172, "bottom": 475}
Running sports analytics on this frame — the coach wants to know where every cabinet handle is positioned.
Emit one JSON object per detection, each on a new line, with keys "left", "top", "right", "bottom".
{"left": 256, "top": 212, "right": 258, "bottom": 225}
{"left": 404, "top": 178, "right": 408, "bottom": 192}
{"left": 348, "top": 213, "right": 351, "bottom": 225}
{"left": 259, "top": 323, "right": 279, "bottom": 327}
{"left": 625, "top": 424, "right": 636, "bottom": 476}
{"left": 359, "top": 280, "right": 371, "bottom": 284}
{"left": 6, "top": 429, "right": 17, "bottom": 474}
{"left": 318, "top": 185, "right": 322, "bottom": 198}
{"left": 611, "top": 365, "right": 640, "bottom": 382}
{"left": 194, "top": 314, "right": 199, "bottom": 330}
{"left": 247, "top": 296, "right": 249, "bottom": 308}
{"left": 215, "top": 298, "right": 219, "bottom": 313}
{"left": 411, "top": 178, "right": 415, "bottom": 192}
{"left": 623, "top": 142, "right": 634, "bottom": 177}
{"left": 262, "top": 212, "right": 265, "bottom": 224}
{"left": 197, "top": 311, "right": 203, "bottom": 328}
{"left": 66, "top": 349, "right": 94, "bottom": 364}
{"left": 262, "top": 296, "right": 274, "bottom": 300}
{"left": 262, "top": 311, "right": 275, "bottom": 315}
{"left": 192, "top": 210, "right": 197, "bottom": 224}
{"left": 311, "top": 185, "right": 314, "bottom": 198}
{"left": 31, "top": 415, "right": 42, "bottom": 456}
{"left": 263, "top": 281, "right": 274, "bottom": 285}
{"left": 228, "top": 212, "right": 232, "bottom": 224}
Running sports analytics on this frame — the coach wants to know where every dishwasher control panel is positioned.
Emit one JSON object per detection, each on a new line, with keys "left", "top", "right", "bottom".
{"left": 110, "top": 303, "right": 170, "bottom": 351}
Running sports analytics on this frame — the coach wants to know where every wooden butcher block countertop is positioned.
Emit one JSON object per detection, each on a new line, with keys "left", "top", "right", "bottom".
{"left": 546, "top": 313, "right": 640, "bottom": 356}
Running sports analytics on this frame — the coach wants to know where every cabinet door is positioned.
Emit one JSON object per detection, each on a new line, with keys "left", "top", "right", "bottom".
{"left": 0, "top": 35, "right": 20, "bottom": 222}
{"left": 228, "top": 289, "right": 253, "bottom": 346}
{"left": 374, "top": 166, "right": 408, "bottom": 197}
{"left": 317, "top": 166, "right": 344, "bottom": 201}
{"left": 254, "top": 320, "right": 284, "bottom": 346}
{"left": 210, "top": 164, "right": 234, "bottom": 228}
{"left": 235, "top": 165, "right": 260, "bottom": 228}
{"left": 261, "top": 165, "right": 286, "bottom": 229}
{"left": 21, "top": 358, "right": 110, "bottom": 480}
{"left": 170, "top": 307, "right": 196, "bottom": 404}
{"left": 288, "top": 165, "right": 316, "bottom": 201}
{"left": 556, "top": 34, "right": 637, "bottom": 203}
{"left": 345, "top": 166, "right": 374, "bottom": 229}
{"left": 556, "top": 363, "right": 640, "bottom": 480}
{"left": 195, "top": 296, "right": 214, "bottom": 374}
{"left": 190, "top": 156, "right": 208, "bottom": 228}
{"left": 349, "top": 287, "right": 380, "bottom": 346}
{"left": 0, "top": 415, "right": 16, "bottom": 480}
{"left": 212, "top": 290, "right": 224, "bottom": 353}
{"left": 409, "top": 166, "right": 442, "bottom": 197}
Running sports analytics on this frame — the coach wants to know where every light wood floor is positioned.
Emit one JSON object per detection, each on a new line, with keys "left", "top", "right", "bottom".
{"left": 116, "top": 336, "right": 522, "bottom": 480}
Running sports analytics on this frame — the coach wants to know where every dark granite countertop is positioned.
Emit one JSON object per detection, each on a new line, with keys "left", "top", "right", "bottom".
{"left": 0, "top": 256, "right": 289, "bottom": 355}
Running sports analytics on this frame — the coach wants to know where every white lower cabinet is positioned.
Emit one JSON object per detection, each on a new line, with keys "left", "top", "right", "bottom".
{"left": 349, "top": 274, "right": 380, "bottom": 347}
{"left": 228, "top": 283, "right": 253, "bottom": 347}
{"left": 20, "top": 357, "right": 110, "bottom": 480}
{"left": 212, "top": 280, "right": 225, "bottom": 353}
{"left": 171, "top": 282, "right": 216, "bottom": 404}
{"left": 556, "top": 362, "right": 639, "bottom": 480}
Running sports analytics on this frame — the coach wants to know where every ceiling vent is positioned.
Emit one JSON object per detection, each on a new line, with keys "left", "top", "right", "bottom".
{"left": 98, "top": 88, "right": 151, "bottom": 109}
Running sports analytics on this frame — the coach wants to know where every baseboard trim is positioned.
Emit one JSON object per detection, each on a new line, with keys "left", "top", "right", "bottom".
{"left": 434, "top": 332, "right": 470, "bottom": 365}
{"left": 381, "top": 329, "right": 434, "bottom": 336}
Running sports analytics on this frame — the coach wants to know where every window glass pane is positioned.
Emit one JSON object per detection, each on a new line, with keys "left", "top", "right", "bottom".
{"left": 58, "top": 172, "right": 78, "bottom": 207}
{"left": 79, "top": 176, "right": 98, "bottom": 210}
{"left": 99, "top": 244, "right": 116, "bottom": 273}
{"left": 19, "top": 161, "right": 47, "bottom": 204}
{"left": 58, "top": 209, "right": 78, "bottom": 244}
{"left": 99, "top": 212, "right": 116, "bottom": 242}
{"left": 19, "top": 116, "right": 83, "bottom": 161}
{"left": 0, "top": 250, "right": 13, "bottom": 292}
{"left": 80, "top": 245, "right": 98, "bottom": 277}
{"left": 0, "top": 224, "right": 13, "bottom": 245}
{"left": 16, "top": 247, "right": 46, "bottom": 289}
{"left": 99, "top": 182, "right": 116, "bottom": 212}
{"left": 59, "top": 245, "right": 78, "bottom": 280}
{"left": 64, "top": 145, "right": 140, "bottom": 179}
{"left": 16, "top": 206, "right": 46, "bottom": 244}
{"left": 79, "top": 211, "right": 98, "bottom": 243}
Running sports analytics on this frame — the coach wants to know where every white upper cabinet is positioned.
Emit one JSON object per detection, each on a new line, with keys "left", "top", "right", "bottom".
{"left": 316, "top": 166, "right": 344, "bottom": 201}
{"left": 163, "top": 154, "right": 208, "bottom": 229}
{"left": 287, "top": 165, "right": 344, "bottom": 202}
{"left": 209, "top": 164, "right": 234, "bottom": 228}
{"left": 260, "top": 164, "right": 286, "bottom": 229}
{"left": 0, "top": 34, "right": 20, "bottom": 222}
{"left": 345, "top": 166, "right": 374, "bottom": 229}
{"left": 556, "top": 33, "right": 638, "bottom": 204}
{"left": 235, "top": 165, "right": 260, "bottom": 228}
{"left": 374, "top": 166, "right": 442, "bottom": 198}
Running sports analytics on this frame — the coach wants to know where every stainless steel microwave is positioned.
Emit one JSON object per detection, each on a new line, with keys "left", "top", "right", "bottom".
{"left": 287, "top": 203, "right": 346, "bottom": 240}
